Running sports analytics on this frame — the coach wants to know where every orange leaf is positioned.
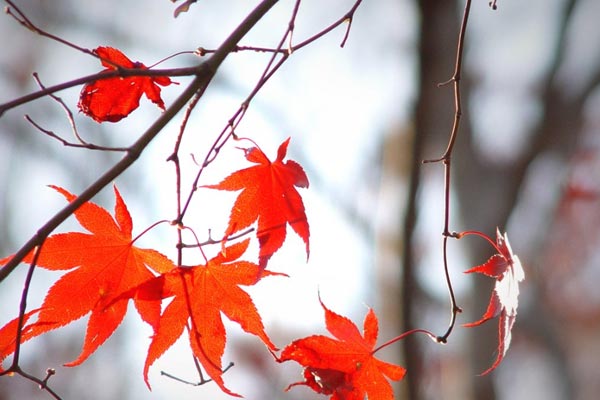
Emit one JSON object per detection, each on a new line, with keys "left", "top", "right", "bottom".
{"left": 78, "top": 46, "right": 173, "bottom": 123}
{"left": 204, "top": 138, "right": 310, "bottom": 269}
{"left": 135, "top": 239, "right": 282, "bottom": 395}
{"left": 279, "top": 299, "right": 406, "bottom": 400}
{"left": 0, "top": 186, "right": 174, "bottom": 368}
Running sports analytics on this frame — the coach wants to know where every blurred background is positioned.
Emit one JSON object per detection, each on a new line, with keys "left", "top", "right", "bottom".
{"left": 1, "top": 0, "right": 600, "bottom": 399}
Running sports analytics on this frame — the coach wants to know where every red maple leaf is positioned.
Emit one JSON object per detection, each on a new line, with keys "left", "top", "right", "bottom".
{"left": 463, "top": 228, "right": 525, "bottom": 374}
{"left": 204, "top": 138, "right": 309, "bottom": 269}
{"left": 279, "top": 298, "right": 406, "bottom": 400}
{"left": 78, "top": 46, "right": 173, "bottom": 123}
{"left": 0, "top": 186, "right": 174, "bottom": 370}
{"left": 135, "top": 239, "right": 281, "bottom": 396}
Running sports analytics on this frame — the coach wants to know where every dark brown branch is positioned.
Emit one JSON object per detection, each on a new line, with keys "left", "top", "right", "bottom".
{"left": 423, "top": 0, "right": 472, "bottom": 344}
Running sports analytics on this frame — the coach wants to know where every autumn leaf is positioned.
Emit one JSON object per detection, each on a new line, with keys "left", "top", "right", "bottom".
{"left": 204, "top": 138, "right": 310, "bottom": 269}
{"left": 279, "top": 298, "right": 406, "bottom": 400}
{"left": 78, "top": 46, "right": 173, "bottom": 123}
{"left": 463, "top": 228, "right": 525, "bottom": 374}
{"left": 0, "top": 186, "right": 174, "bottom": 369}
{"left": 134, "top": 239, "right": 281, "bottom": 396}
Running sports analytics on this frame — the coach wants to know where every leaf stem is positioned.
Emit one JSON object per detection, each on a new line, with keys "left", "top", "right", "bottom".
{"left": 372, "top": 329, "right": 438, "bottom": 355}
{"left": 457, "top": 230, "right": 502, "bottom": 255}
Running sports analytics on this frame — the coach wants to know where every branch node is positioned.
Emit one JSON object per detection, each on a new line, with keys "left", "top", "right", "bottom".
{"left": 40, "top": 368, "right": 55, "bottom": 389}
{"left": 340, "top": 17, "right": 353, "bottom": 48}
{"left": 422, "top": 156, "right": 444, "bottom": 164}
{"left": 437, "top": 77, "right": 455, "bottom": 87}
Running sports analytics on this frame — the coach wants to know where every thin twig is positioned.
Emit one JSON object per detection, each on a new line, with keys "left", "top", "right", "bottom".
{"left": 167, "top": 88, "right": 206, "bottom": 266}
{"left": 372, "top": 328, "right": 439, "bottom": 355}
{"left": 25, "top": 115, "right": 129, "bottom": 151}
{"left": 28, "top": 73, "right": 128, "bottom": 151}
{"left": 5, "top": 0, "right": 95, "bottom": 57}
{"left": 195, "top": 45, "right": 288, "bottom": 56}
{"left": 11, "top": 243, "right": 43, "bottom": 369}
{"left": 423, "top": 0, "right": 472, "bottom": 343}
{"left": 178, "top": 227, "right": 256, "bottom": 249}
{"left": 160, "top": 361, "right": 234, "bottom": 386}
{"left": 15, "top": 369, "right": 63, "bottom": 400}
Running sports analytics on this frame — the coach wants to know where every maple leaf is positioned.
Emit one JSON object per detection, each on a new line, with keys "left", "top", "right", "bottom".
{"left": 204, "top": 138, "right": 310, "bottom": 269}
{"left": 279, "top": 298, "right": 406, "bottom": 400}
{"left": 78, "top": 46, "right": 173, "bottom": 123}
{"left": 463, "top": 228, "right": 525, "bottom": 374}
{"left": 135, "top": 239, "right": 281, "bottom": 396}
{"left": 0, "top": 186, "right": 174, "bottom": 369}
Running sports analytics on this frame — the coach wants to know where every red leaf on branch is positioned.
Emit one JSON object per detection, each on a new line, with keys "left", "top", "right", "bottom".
{"left": 279, "top": 298, "right": 406, "bottom": 400}
{"left": 463, "top": 228, "right": 525, "bottom": 374}
{"left": 0, "top": 186, "right": 174, "bottom": 369}
{"left": 78, "top": 46, "right": 173, "bottom": 123}
{"left": 134, "top": 239, "right": 281, "bottom": 395}
{"left": 204, "top": 138, "right": 309, "bottom": 269}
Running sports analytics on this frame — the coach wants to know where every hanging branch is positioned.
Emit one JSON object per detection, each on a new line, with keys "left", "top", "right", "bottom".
{"left": 422, "top": 0, "right": 472, "bottom": 342}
